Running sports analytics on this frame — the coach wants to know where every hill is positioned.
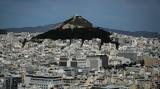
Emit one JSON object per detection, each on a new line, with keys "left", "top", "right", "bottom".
{"left": 32, "top": 15, "right": 119, "bottom": 49}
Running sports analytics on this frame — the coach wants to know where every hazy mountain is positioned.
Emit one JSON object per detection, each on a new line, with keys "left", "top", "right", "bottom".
{"left": 103, "top": 28, "right": 160, "bottom": 38}
{"left": 2, "top": 23, "right": 61, "bottom": 33}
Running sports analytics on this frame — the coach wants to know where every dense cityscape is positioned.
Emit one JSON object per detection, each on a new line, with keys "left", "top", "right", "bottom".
{"left": 0, "top": 16, "right": 160, "bottom": 89}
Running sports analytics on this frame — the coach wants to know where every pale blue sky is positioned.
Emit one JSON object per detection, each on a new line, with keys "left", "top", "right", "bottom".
{"left": 0, "top": 0, "right": 160, "bottom": 32}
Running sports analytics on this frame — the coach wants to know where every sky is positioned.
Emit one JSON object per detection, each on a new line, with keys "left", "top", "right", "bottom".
{"left": 0, "top": 0, "right": 160, "bottom": 32}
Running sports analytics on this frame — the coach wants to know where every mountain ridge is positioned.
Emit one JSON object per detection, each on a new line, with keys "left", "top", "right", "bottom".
{"left": 103, "top": 28, "right": 160, "bottom": 38}
{"left": 1, "top": 23, "right": 61, "bottom": 33}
